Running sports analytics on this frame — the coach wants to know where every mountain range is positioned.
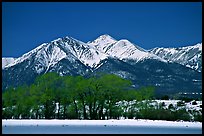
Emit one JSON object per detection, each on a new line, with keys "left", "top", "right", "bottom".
{"left": 2, "top": 34, "right": 202, "bottom": 98}
{"left": 149, "top": 43, "right": 202, "bottom": 72}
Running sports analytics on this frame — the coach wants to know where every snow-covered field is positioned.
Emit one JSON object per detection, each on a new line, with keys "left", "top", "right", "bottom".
{"left": 2, "top": 119, "right": 202, "bottom": 134}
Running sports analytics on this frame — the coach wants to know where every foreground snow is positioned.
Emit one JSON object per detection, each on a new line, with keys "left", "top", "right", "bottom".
{"left": 2, "top": 119, "right": 201, "bottom": 128}
{"left": 2, "top": 119, "right": 202, "bottom": 134}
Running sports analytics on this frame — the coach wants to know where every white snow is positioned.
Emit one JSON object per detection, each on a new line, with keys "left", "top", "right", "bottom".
{"left": 91, "top": 38, "right": 166, "bottom": 63}
{"left": 77, "top": 47, "right": 108, "bottom": 68}
{"left": 2, "top": 119, "right": 201, "bottom": 128}
{"left": 2, "top": 57, "right": 16, "bottom": 69}
{"left": 44, "top": 46, "right": 67, "bottom": 73}
{"left": 150, "top": 43, "right": 202, "bottom": 71}
{"left": 87, "top": 34, "right": 117, "bottom": 53}
{"left": 61, "top": 36, "right": 109, "bottom": 68}
{"left": 154, "top": 47, "right": 161, "bottom": 54}
{"left": 186, "top": 64, "right": 191, "bottom": 68}
{"left": 105, "top": 39, "right": 147, "bottom": 60}
{"left": 2, "top": 99, "right": 202, "bottom": 134}
{"left": 181, "top": 43, "right": 202, "bottom": 51}
{"left": 95, "top": 62, "right": 104, "bottom": 70}
{"left": 197, "top": 43, "right": 202, "bottom": 51}
{"left": 192, "top": 79, "right": 201, "bottom": 82}
{"left": 168, "top": 48, "right": 178, "bottom": 55}
{"left": 4, "top": 43, "right": 47, "bottom": 68}
{"left": 2, "top": 35, "right": 201, "bottom": 72}
{"left": 31, "top": 44, "right": 67, "bottom": 73}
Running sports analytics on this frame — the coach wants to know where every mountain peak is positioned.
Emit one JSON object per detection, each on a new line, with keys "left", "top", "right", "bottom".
{"left": 88, "top": 34, "right": 117, "bottom": 45}
{"left": 97, "top": 34, "right": 115, "bottom": 39}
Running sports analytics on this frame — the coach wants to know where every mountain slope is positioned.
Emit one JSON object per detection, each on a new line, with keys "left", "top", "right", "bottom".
{"left": 88, "top": 35, "right": 166, "bottom": 63}
{"left": 2, "top": 37, "right": 103, "bottom": 89}
{"left": 3, "top": 37, "right": 108, "bottom": 70}
{"left": 87, "top": 34, "right": 117, "bottom": 52}
{"left": 91, "top": 58, "right": 202, "bottom": 97}
{"left": 149, "top": 43, "right": 202, "bottom": 72}
{"left": 2, "top": 57, "right": 16, "bottom": 69}
{"left": 2, "top": 35, "right": 202, "bottom": 98}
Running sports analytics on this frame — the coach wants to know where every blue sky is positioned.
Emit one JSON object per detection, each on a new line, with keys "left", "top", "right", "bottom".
{"left": 2, "top": 2, "right": 202, "bottom": 57}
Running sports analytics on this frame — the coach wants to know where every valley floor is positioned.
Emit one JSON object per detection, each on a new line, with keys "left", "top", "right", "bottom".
{"left": 2, "top": 119, "right": 202, "bottom": 134}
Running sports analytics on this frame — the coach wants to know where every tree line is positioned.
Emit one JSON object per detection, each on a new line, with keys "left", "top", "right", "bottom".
{"left": 2, "top": 73, "right": 155, "bottom": 120}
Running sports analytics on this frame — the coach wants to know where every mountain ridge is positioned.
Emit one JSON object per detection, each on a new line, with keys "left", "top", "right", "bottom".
{"left": 149, "top": 43, "right": 202, "bottom": 72}
{"left": 3, "top": 35, "right": 201, "bottom": 72}
{"left": 3, "top": 34, "right": 168, "bottom": 70}
{"left": 2, "top": 34, "right": 202, "bottom": 98}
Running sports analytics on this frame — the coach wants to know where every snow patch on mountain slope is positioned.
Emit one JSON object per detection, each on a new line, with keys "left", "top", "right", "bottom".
{"left": 106, "top": 39, "right": 147, "bottom": 59}
{"left": 62, "top": 36, "right": 109, "bottom": 68}
{"left": 34, "top": 44, "right": 67, "bottom": 73}
{"left": 2, "top": 57, "right": 16, "bottom": 69}
{"left": 79, "top": 48, "right": 108, "bottom": 68}
{"left": 180, "top": 43, "right": 202, "bottom": 51}
{"left": 102, "top": 39, "right": 166, "bottom": 62}
{"left": 149, "top": 43, "right": 202, "bottom": 71}
{"left": 88, "top": 34, "right": 117, "bottom": 53}
{"left": 3, "top": 42, "right": 68, "bottom": 74}
{"left": 4, "top": 43, "right": 48, "bottom": 69}
{"left": 88, "top": 35, "right": 166, "bottom": 63}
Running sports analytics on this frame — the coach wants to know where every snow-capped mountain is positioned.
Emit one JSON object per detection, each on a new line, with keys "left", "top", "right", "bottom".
{"left": 87, "top": 34, "right": 117, "bottom": 52}
{"left": 2, "top": 57, "right": 16, "bottom": 69}
{"left": 2, "top": 36, "right": 110, "bottom": 90}
{"left": 2, "top": 34, "right": 202, "bottom": 98}
{"left": 149, "top": 43, "right": 202, "bottom": 72}
{"left": 3, "top": 34, "right": 166, "bottom": 71}
{"left": 88, "top": 35, "right": 166, "bottom": 63}
{"left": 3, "top": 36, "right": 108, "bottom": 71}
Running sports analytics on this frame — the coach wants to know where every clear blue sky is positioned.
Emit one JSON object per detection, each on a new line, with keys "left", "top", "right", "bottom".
{"left": 2, "top": 2, "right": 202, "bottom": 57}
